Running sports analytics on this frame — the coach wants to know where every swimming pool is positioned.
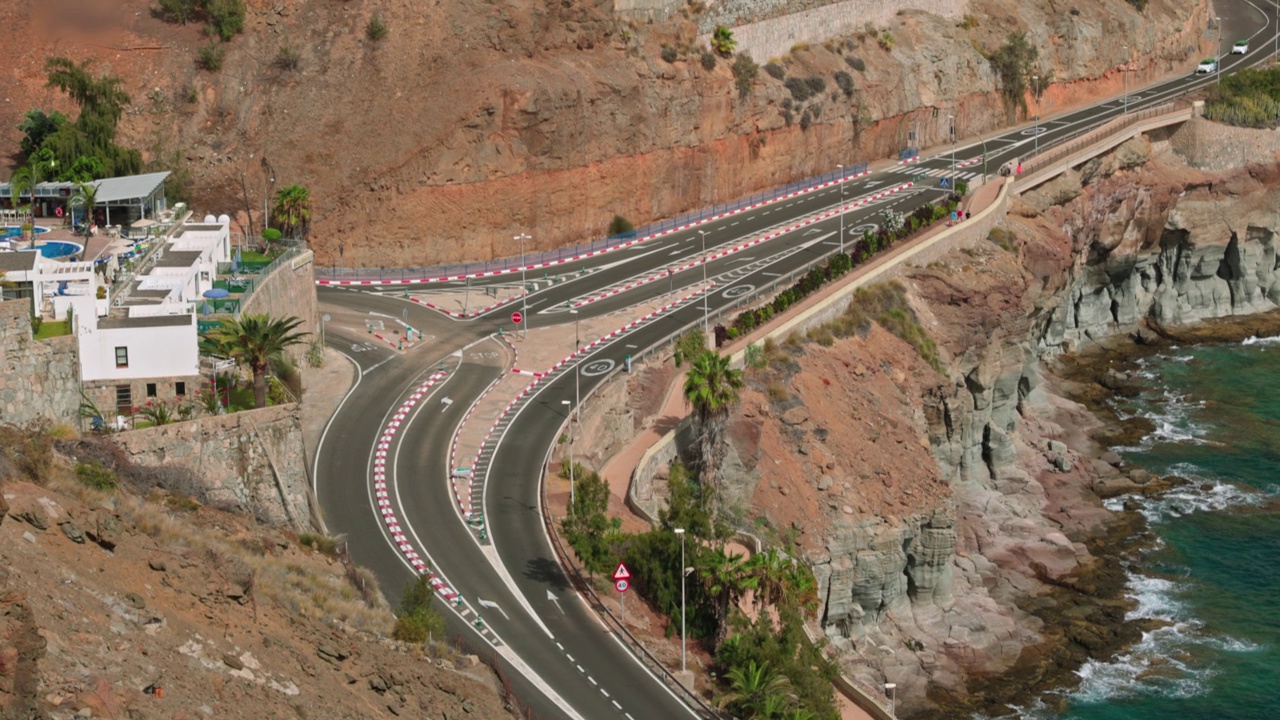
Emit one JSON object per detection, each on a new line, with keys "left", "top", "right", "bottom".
{"left": 2, "top": 226, "right": 50, "bottom": 239}
{"left": 36, "top": 241, "right": 83, "bottom": 259}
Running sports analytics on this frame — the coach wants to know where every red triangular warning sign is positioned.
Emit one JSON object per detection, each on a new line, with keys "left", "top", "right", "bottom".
{"left": 612, "top": 562, "right": 631, "bottom": 581}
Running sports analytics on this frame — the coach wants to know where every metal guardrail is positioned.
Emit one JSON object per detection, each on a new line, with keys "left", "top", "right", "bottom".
{"left": 315, "top": 163, "right": 868, "bottom": 282}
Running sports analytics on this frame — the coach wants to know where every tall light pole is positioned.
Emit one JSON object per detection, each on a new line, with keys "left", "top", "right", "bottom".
{"left": 836, "top": 164, "right": 846, "bottom": 254}
{"left": 1032, "top": 75, "right": 1040, "bottom": 154}
{"left": 514, "top": 232, "right": 531, "bottom": 338}
{"left": 674, "top": 527, "right": 687, "bottom": 673}
{"left": 561, "top": 399, "right": 575, "bottom": 509}
{"left": 1122, "top": 45, "right": 1129, "bottom": 115}
{"left": 697, "top": 229, "right": 709, "bottom": 338}
{"left": 1217, "top": 17, "right": 1223, "bottom": 85}
{"left": 885, "top": 682, "right": 897, "bottom": 717}
{"left": 947, "top": 114, "right": 956, "bottom": 191}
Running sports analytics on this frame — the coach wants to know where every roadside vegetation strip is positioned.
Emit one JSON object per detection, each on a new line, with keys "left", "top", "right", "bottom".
{"left": 315, "top": 169, "right": 873, "bottom": 287}
{"left": 569, "top": 182, "right": 915, "bottom": 310}
{"left": 370, "top": 370, "right": 460, "bottom": 601}
{"left": 455, "top": 284, "right": 718, "bottom": 522}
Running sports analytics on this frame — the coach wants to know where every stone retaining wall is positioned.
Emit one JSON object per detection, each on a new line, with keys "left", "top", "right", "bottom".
{"left": 697, "top": 0, "right": 967, "bottom": 63}
{"left": 1167, "top": 116, "right": 1280, "bottom": 172}
{"left": 240, "top": 250, "right": 320, "bottom": 365}
{"left": 110, "top": 404, "right": 313, "bottom": 530}
{"left": 0, "top": 299, "right": 80, "bottom": 427}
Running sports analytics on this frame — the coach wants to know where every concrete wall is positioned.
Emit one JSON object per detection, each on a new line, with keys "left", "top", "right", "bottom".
{"left": 0, "top": 299, "right": 80, "bottom": 426}
{"left": 614, "top": 0, "right": 683, "bottom": 23}
{"left": 697, "top": 0, "right": 967, "bottom": 63}
{"left": 240, "top": 250, "right": 319, "bottom": 364}
{"left": 1167, "top": 116, "right": 1280, "bottom": 172}
{"left": 110, "top": 403, "right": 313, "bottom": 530}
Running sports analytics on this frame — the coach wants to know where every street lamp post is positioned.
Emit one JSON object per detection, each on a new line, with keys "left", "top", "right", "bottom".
{"left": 1122, "top": 45, "right": 1129, "bottom": 115}
{"left": 1216, "top": 17, "right": 1223, "bottom": 86}
{"left": 674, "top": 528, "right": 687, "bottom": 673}
{"left": 885, "top": 683, "right": 897, "bottom": 717}
{"left": 1032, "top": 76, "right": 1040, "bottom": 154}
{"left": 561, "top": 399, "right": 574, "bottom": 509}
{"left": 698, "top": 229, "right": 709, "bottom": 338}
{"left": 947, "top": 115, "right": 956, "bottom": 191}
{"left": 979, "top": 134, "right": 988, "bottom": 184}
{"left": 514, "top": 233, "right": 531, "bottom": 338}
{"left": 837, "top": 164, "right": 846, "bottom": 254}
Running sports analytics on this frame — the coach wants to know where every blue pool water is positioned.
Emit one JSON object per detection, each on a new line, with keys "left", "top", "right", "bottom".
{"left": 2, "top": 226, "right": 50, "bottom": 239}
{"left": 36, "top": 241, "right": 83, "bottom": 259}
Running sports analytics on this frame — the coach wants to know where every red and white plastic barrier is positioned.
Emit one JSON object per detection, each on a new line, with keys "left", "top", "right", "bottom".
{"left": 370, "top": 371, "right": 459, "bottom": 601}
{"left": 317, "top": 169, "right": 873, "bottom": 287}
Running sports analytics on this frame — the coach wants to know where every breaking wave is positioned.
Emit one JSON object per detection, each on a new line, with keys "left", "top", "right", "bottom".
{"left": 1102, "top": 463, "right": 1275, "bottom": 523}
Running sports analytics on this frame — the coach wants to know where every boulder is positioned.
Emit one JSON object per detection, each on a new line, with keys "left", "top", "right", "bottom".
{"left": 780, "top": 407, "right": 809, "bottom": 426}
{"left": 60, "top": 521, "right": 85, "bottom": 544}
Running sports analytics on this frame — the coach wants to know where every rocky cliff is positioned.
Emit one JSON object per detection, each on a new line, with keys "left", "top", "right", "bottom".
{"left": 711, "top": 122, "right": 1280, "bottom": 716}
{"left": 0, "top": 0, "right": 1207, "bottom": 268}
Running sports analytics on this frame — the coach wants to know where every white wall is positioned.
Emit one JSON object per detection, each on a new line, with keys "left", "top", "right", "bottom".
{"left": 78, "top": 318, "right": 199, "bottom": 382}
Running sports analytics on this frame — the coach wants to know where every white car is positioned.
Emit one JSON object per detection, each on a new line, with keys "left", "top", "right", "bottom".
{"left": 1196, "top": 58, "right": 1218, "bottom": 74}
{"left": 1232, "top": 40, "right": 1248, "bottom": 54}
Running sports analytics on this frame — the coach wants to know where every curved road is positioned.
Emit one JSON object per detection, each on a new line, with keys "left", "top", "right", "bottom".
{"left": 314, "top": 6, "right": 1276, "bottom": 718}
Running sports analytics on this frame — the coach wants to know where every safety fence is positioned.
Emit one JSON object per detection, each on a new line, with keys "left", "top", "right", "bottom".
{"left": 315, "top": 163, "right": 868, "bottom": 283}
{"left": 1015, "top": 100, "right": 1193, "bottom": 184}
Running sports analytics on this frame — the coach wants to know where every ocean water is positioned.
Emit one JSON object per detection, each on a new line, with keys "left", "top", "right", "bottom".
{"left": 1041, "top": 338, "right": 1280, "bottom": 720}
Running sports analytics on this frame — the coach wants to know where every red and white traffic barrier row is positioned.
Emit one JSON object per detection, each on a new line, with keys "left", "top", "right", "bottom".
{"left": 317, "top": 170, "right": 872, "bottom": 287}
{"left": 410, "top": 291, "right": 523, "bottom": 319}
{"left": 371, "top": 371, "right": 459, "bottom": 601}
{"left": 447, "top": 333, "right": 520, "bottom": 517}
{"left": 956, "top": 155, "right": 984, "bottom": 168}
{"left": 568, "top": 181, "right": 913, "bottom": 310}
{"left": 900, "top": 156, "right": 921, "bottom": 164}
{"left": 454, "top": 284, "right": 718, "bottom": 518}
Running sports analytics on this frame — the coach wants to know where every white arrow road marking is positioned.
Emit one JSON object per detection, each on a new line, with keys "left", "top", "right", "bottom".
{"left": 596, "top": 244, "right": 669, "bottom": 270}
{"left": 477, "top": 598, "right": 510, "bottom": 620}
{"left": 440, "top": 397, "right": 453, "bottom": 413}
{"left": 729, "top": 256, "right": 755, "bottom": 264}
{"left": 864, "top": 180, "right": 883, "bottom": 188}
{"left": 803, "top": 228, "right": 823, "bottom": 236}
{"left": 547, "top": 589, "right": 564, "bottom": 614}
{"left": 668, "top": 246, "right": 693, "bottom": 256}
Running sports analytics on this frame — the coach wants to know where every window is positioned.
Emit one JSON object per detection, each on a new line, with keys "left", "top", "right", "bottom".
{"left": 114, "top": 346, "right": 129, "bottom": 368}
{"left": 175, "top": 381, "right": 186, "bottom": 396}
{"left": 146, "top": 383, "right": 157, "bottom": 398}
{"left": 115, "top": 385, "right": 132, "bottom": 415}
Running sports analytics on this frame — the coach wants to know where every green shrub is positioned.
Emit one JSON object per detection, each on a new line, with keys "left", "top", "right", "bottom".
{"left": 845, "top": 55, "right": 865, "bottom": 72}
{"left": 393, "top": 574, "right": 446, "bottom": 643}
{"left": 960, "top": 14, "right": 979, "bottom": 29}
{"left": 784, "top": 77, "right": 815, "bottom": 102}
{"left": 988, "top": 31, "right": 1038, "bottom": 117}
{"left": 877, "top": 32, "right": 894, "bottom": 51}
{"left": 661, "top": 45, "right": 678, "bottom": 63}
{"left": 711, "top": 26, "right": 736, "bottom": 56}
{"left": 30, "top": 315, "right": 42, "bottom": 334}
{"left": 261, "top": 227, "right": 283, "bottom": 243}
{"left": 701, "top": 51, "right": 717, "bottom": 71}
{"left": 834, "top": 70, "right": 855, "bottom": 98}
{"left": 607, "top": 214, "right": 634, "bottom": 236}
{"left": 763, "top": 62, "right": 786, "bottom": 80}
{"left": 205, "top": 0, "right": 245, "bottom": 41}
{"left": 1203, "top": 66, "right": 1280, "bottom": 128}
{"left": 804, "top": 75, "right": 826, "bottom": 95}
{"left": 158, "top": 0, "right": 198, "bottom": 24}
{"left": 366, "top": 14, "right": 389, "bottom": 41}
{"left": 75, "top": 461, "right": 118, "bottom": 491}
{"left": 732, "top": 53, "right": 758, "bottom": 98}
{"left": 673, "top": 328, "right": 706, "bottom": 367}
{"left": 196, "top": 42, "right": 225, "bottom": 71}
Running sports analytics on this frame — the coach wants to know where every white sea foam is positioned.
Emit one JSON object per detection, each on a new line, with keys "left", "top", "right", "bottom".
{"left": 1106, "top": 464, "right": 1271, "bottom": 523}
{"left": 1241, "top": 334, "right": 1280, "bottom": 346}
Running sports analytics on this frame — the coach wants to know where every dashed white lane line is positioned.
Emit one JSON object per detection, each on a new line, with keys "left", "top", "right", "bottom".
{"left": 589, "top": 677, "right": 598, "bottom": 686}
{"left": 577, "top": 665, "right": 585, "bottom": 673}
{"left": 613, "top": 700, "right": 623, "bottom": 710}
{"left": 567, "top": 654, "right": 575, "bottom": 663}
{"left": 602, "top": 689, "right": 610, "bottom": 697}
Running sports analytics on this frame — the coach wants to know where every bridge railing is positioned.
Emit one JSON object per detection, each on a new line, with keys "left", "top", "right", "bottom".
{"left": 316, "top": 163, "right": 867, "bottom": 283}
{"left": 1016, "top": 100, "right": 1193, "bottom": 179}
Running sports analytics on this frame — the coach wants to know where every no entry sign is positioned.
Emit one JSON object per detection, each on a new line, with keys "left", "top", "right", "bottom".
{"left": 511, "top": 311, "right": 523, "bottom": 325}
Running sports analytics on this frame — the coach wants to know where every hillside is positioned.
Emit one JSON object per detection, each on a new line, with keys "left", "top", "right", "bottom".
{"left": 0, "top": 0, "right": 1207, "bottom": 267}
{"left": 0, "top": 426, "right": 514, "bottom": 720}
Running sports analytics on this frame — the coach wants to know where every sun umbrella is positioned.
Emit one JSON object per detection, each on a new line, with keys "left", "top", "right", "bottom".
{"left": 202, "top": 288, "right": 231, "bottom": 299}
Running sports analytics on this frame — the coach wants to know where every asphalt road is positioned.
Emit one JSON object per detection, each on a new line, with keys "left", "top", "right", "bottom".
{"left": 314, "top": 6, "right": 1277, "bottom": 718}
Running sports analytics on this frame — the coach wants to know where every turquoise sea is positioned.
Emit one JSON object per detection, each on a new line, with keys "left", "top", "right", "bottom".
{"left": 1031, "top": 338, "right": 1280, "bottom": 720}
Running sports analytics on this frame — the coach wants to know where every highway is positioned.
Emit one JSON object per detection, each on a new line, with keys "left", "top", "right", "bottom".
{"left": 313, "top": 5, "right": 1276, "bottom": 718}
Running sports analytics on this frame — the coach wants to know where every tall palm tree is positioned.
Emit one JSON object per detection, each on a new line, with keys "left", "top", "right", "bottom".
{"left": 715, "top": 660, "right": 793, "bottom": 718}
{"left": 271, "top": 184, "right": 311, "bottom": 239}
{"left": 683, "top": 349, "right": 744, "bottom": 513}
{"left": 8, "top": 165, "right": 40, "bottom": 241}
{"left": 747, "top": 548, "right": 792, "bottom": 611}
{"left": 206, "top": 314, "right": 307, "bottom": 408}
{"left": 70, "top": 180, "right": 98, "bottom": 237}
{"left": 699, "top": 547, "right": 754, "bottom": 645}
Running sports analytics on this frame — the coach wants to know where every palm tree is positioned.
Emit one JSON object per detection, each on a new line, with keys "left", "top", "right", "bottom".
{"left": 715, "top": 660, "right": 792, "bottom": 717}
{"left": 8, "top": 165, "right": 40, "bottom": 241}
{"left": 747, "top": 548, "right": 792, "bottom": 611}
{"left": 699, "top": 547, "right": 754, "bottom": 645}
{"left": 70, "top": 180, "right": 98, "bottom": 237}
{"left": 683, "top": 349, "right": 744, "bottom": 513}
{"left": 271, "top": 184, "right": 311, "bottom": 239}
{"left": 206, "top": 314, "right": 307, "bottom": 408}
